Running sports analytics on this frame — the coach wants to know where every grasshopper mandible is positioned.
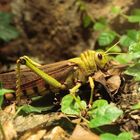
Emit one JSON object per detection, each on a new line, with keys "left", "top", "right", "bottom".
{"left": 0, "top": 47, "right": 115, "bottom": 104}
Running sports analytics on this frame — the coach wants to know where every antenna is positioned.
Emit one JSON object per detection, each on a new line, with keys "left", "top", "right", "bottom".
{"left": 107, "top": 52, "right": 124, "bottom": 55}
{"left": 105, "top": 41, "right": 120, "bottom": 54}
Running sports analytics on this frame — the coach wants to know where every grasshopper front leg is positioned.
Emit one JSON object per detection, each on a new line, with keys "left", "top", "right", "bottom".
{"left": 69, "top": 77, "right": 94, "bottom": 106}
{"left": 16, "top": 56, "right": 66, "bottom": 100}
{"left": 69, "top": 82, "right": 86, "bottom": 110}
{"left": 88, "top": 76, "right": 94, "bottom": 106}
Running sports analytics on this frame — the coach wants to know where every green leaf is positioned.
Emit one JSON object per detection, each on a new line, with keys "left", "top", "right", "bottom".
{"left": 0, "top": 12, "right": 13, "bottom": 25}
{"left": 89, "top": 103, "right": 123, "bottom": 128}
{"left": 83, "top": 15, "right": 93, "bottom": 28}
{"left": 0, "top": 88, "right": 14, "bottom": 107}
{"left": 132, "top": 102, "right": 140, "bottom": 110}
{"left": 61, "top": 94, "right": 86, "bottom": 115}
{"left": 92, "top": 99, "right": 108, "bottom": 108}
{"left": 106, "top": 45, "right": 121, "bottom": 53}
{"left": 127, "top": 30, "right": 140, "bottom": 42}
{"left": 128, "top": 43, "right": 140, "bottom": 60}
{"left": 100, "top": 132, "right": 132, "bottom": 140}
{"left": 100, "top": 133, "right": 117, "bottom": 140}
{"left": 120, "top": 30, "right": 140, "bottom": 47}
{"left": 61, "top": 94, "right": 79, "bottom": 115}
{"left": 0, "top": 12, "right": 19, "bottom": 42}
{"left": 120, "top": 35, "right": 135, "bottom": 47}
{"left": 128, "top": 15, "right": 140, "bottom": 23}
{"left": 93, "top": 22, "right": 106, "bottom": 31}
{"left": 15, "top": 105, "right": 54, "bottom": 117}
{"left": 98, "top": 31, "right": 116, "bottom": 46}
{"left": 0, "top": 96, "right": 4, "bottom": 108}
{"left": 17, "top": 104, "right": 53, "bottom": 114}
{"left": 131, "top": 8, "right": 140, "bottom": 16}
{"left": 114, "top": 54, "right": 133, "bottom": 64}
{"left": 125, "top": 63, "right": 140, "bottom": 81}
{"left": 118, "top": 132, "right": 132, "bottom": 140}
{"left": 19, "top": 105, "right": 42, "bottom": 114}
{"left": 34, "top": 106, "right": 54, "bottom": 112}
{"left": 31, "top": 96, "right": 44, "bottom": 101}
{"left": 76, "top": 100, "right": 87, "bottom": 110}
{"left": 129, "top": 42, "right": 140, "bottom": 53}
{"left": 111, "top": 6, "right": 121, "bottom": 14}
{"left": 0, "top": 88, "right": 14, "bottom": 96}
{"left": 0, "top": 25, "right": 19, "bottom": 42}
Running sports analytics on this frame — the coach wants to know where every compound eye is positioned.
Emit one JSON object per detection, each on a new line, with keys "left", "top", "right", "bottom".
{"left": 97, "top": 53, "right": 102, "bottom": 60}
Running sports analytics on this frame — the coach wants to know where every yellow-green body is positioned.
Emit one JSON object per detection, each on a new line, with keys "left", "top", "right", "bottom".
{"left": 18, "top": 50, "right": 108, "bottom": 87}
{"left": 0, "top": 50, "right": 109, "bottom": 103}
{"left": 15, "top": 50, "right": 108, "bottom": 104}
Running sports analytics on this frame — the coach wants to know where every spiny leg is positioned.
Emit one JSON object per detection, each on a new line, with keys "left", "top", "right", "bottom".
{"left": 16, "top": 59, "right": 22, "bottom": 102}
{"left": 16, "top": 56, "right": 66, "bottom": 100}
{"left": 88, "top": 76, "right": 94, "bottom": 106}
{"left": 20, "top": 56, "right": 65, "bottom": 88}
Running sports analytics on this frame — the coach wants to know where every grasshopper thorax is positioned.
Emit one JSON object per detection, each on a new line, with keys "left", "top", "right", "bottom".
{"left": 69, "top": 50, "right": 108, "bottom": 75}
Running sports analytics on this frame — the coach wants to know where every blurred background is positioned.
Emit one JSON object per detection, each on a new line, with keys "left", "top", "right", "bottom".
{"left": 0, "top": 0, "right": 140, "bottom": 72}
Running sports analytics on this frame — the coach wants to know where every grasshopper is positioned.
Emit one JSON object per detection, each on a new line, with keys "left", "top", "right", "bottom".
{"left": 0, "top": 48, "right": 114, "bottom": 104}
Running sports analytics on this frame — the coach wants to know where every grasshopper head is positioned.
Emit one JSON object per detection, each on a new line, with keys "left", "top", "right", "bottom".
{"left": 94, "top": 51, "right": 108, "bottom": 69}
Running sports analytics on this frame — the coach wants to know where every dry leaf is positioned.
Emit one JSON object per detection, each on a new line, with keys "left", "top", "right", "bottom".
{"left": 14, "top": 113, "right": 65, "bottom": 133}
{"left": 106, "top": 75, "right": 121, "bottom": 92}
{"left": 44, "top": 126, "right": 68, "bottom": 140}
{"left": 70, "top": 125, "right": 99, "bottom": 140}
{"left": 93, "top": 70, "right": 107, "bottom": 85}
{"left": 2, "top": 120, "right": 17, "bottom": 140}
{"left": 4, "top": 103, "right": 16, "bottom": 115}
{"left": 19, "top": 129, "right": 46, "bottom": 140}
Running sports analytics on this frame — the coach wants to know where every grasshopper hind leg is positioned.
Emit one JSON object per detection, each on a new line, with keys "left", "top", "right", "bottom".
{"left": 15, "top": 56, "right": 66, "bottom": 102}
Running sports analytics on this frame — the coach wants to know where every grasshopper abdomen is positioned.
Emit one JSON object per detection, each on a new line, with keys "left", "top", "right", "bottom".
{"left": 0, "top": 60, "right": 76, "bottom": 100}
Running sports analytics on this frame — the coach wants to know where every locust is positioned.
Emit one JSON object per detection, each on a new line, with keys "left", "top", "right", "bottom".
{"left": 0, "top": 47, "right": 116, "bottom": 105}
